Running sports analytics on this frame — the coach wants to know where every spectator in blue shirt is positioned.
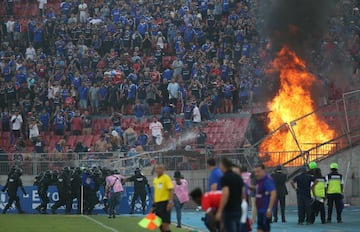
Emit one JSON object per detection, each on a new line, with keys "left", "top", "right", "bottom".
{"left": 127, "top": 80, "right": 137, "bottom": 106}
{"left": 133, "top": 100, "right": 144, "bottom": 119}
{"left": 39, "top": 109, "right": 50, "bottom": 132}
{"left": 136, "top": 129, "right": 148, "bottom": 149}
{"left": 207, "top": 158, "right": 223, "bottom": 191}
{"left": 54, "top": 112, "right": 66, "bottom": 135}
{"left": 78, "top": 82, "right": 89, "bottom": 110}
{"left": 33, "top": 24, "right": 44, "bottom": 49}
{"left": 137, "top": 18, "right": 148, "bottom": 36}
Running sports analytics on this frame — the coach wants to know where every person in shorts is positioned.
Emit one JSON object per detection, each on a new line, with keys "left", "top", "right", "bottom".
{"left": 152, "top": 164, "right": 174, "bottom": 232}
{"left": 253, "top": 164, "right": 277, "bottom": 232}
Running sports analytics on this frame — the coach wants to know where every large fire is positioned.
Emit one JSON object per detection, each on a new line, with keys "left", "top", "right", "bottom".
{"left": 259, "top": 47, "right": 337, "bottom": 165}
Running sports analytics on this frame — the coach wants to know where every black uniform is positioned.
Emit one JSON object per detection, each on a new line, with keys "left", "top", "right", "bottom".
{"left": 70, "top": 168, "right": 82, "bottom": 214}
{"left": 51, "top": 168, "right": 72, "bottom": 214}
{"left": 292, "top": 170, "right": 316, "bottom": 224}
{"left": 82, "top": 170, "right": 98, "bottom": 215}
{"left": 128, "top": 169, "right": 151, "bottom": 214}
{"left": 35, "top": 171, "right": 52, "bottom": 214}
{"left": 271, "top": 168, "right": 288, "bottom": 223}
{"left": 2, "top": 168, "right": 27, "bottom": 214}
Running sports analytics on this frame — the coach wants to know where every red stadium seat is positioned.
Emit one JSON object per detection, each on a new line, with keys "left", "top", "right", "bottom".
{"left": 83, "top": 135, "right": 94, "bottom": 147}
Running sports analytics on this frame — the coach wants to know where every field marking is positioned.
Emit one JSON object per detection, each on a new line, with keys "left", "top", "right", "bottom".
{"left": 82, "top": 215, "right": 119, "bottom": 232}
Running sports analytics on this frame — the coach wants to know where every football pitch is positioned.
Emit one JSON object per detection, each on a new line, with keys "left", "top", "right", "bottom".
{"left": 0, "top": 214, "right": 188, "bottom": 232}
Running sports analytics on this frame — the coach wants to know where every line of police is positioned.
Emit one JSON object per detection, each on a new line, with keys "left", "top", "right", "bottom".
{"left": 291, "top": 161, "right": 344, "bottom": 225}
{"left": 1, "top": 165, "right": 151, "bottom": 215}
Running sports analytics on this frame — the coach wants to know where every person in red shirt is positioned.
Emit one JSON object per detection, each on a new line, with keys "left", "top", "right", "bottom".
{"left": 190, "top": 188, "right": 223, "bottom": 232}
{"left": 71, "top": 111, "right": 83, "bottom": 135}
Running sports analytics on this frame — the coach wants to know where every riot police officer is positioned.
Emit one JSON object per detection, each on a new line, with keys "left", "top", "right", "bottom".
{"left": 2, "top": 168, "right": 27, "bottom": 214}
{"left": 51, "top": 167, "right": 72, "bottom": 214}
{"left": 35, "top": 170, "right": 52, "bottom": 214}
{"left": 128, "top": 168, "right": 151, "bottom": 214}
{"left": 326, "top": 163, "right": 344, "bottom": 223}
{"left": 81, "top": 169, "right": 97, "bottom": 215}
{"left": 310, "top": 168, "right": 326, "bottom": 224}
{"left": 70, "top": 167, "right": 82, "bottom": 214}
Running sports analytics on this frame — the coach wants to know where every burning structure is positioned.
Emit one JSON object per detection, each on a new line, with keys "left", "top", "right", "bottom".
{"left": 257, "top": 0, "right": 341, "bottom": 165}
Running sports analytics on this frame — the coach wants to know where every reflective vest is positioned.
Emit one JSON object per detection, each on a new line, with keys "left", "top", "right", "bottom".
{"left": 314, "top": 177, "right": 326, "bottom": 198}
{"left": 326, "top": 173, "right": 342, "bottom": 194}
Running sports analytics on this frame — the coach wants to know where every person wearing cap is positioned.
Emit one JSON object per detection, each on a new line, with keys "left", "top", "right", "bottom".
{"left": 308, "top": 161, "right": 317, "bottom": 170}
{"left": 172, "top": 170, "right": 189, "bottom": 228}
{"left": 271, "top": 165, "right": 288, "bottom": 223}
{"left": 310, "top": 168, "right": 326, "bottom": 224}
{"left": 105, "top": 170, "right": 126, "bottom": 218}
{"left": 291, "top": 166, "right": 317, "bottom": 225}
{"left": 326, "top": 163, "right": 344, "bottom": 223}
{"left": 308, "top": 161, "right": 317, "bottom": 176}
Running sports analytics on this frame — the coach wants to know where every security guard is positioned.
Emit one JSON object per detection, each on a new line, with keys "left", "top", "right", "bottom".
{"left": 128, "top": 168, "right": 151, "bottom": 214}
{"left": 35, "top": 170, "right": 52, "bottom": 214}
{"left": 326, "top": 163, "right": 343, "bottom": 223}
{"left": 271, "top": 165, "right": 288, "bottom": 223}
{"left": 310, "top": 168, "right": 326, "bottom": 224}
{"left": 2, "top": 168, "right": 27, "bottom": 214}
{"left": 51, "top": 167, "right": 72, "bottom": 214}
{"left": 291, "top": 166, "right": 316, "bottom": 225}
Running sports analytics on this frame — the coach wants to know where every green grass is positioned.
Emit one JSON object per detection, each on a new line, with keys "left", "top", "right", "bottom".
{"left": 0, "top": 214, "right": 189, "bottom": 232}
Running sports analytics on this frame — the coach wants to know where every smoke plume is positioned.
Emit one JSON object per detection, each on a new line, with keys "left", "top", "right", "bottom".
{"left": 264, "top": 0, "right": 338, "bottom": 57}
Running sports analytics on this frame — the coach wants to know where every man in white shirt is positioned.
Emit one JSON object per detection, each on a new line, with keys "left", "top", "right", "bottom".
{"left": 25, "top": 43, "right": 36, "bottom": 60}
{"left": 192, "top": 103, "right": 201, "bottom": 124}
{"left": 167, "top": 78, "right": 179, "bottom": 106}
{"left": 171, "top": 57, "right": 183, "bottom": 78}
{"left": 6, "top": 17, "right": 15, "bottom": 41}
{"left": 38, "top": 0, "right": 47, "bottom": 16}
{"left": 11, "top": 110, "right": 23, "bottom": 138}
{"left": 149, "top": 116, "right": 163, "bottom": 145}
{"left": 78, "top": 0, "right": 88, "bottom": 23}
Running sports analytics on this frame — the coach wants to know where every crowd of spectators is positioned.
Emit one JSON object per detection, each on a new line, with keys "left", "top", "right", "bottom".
{"left": 0, "top": 0, "right": 359, "bottom": 154}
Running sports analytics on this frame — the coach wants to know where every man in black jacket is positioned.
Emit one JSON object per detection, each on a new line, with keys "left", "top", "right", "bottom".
{"left": 35, "top": 170, "right": 52, "bottom": 214}
{"left": 271, "top": 165, "right": 288, "bottom": 223}
{"left": 51, "top": 167, "right": 72, "bottom": 214}
{"left": 2, "top": 168, "right": 27, "bottom": 214}
{"left": 128, "top": 168, "right": 151, "bottom": 214}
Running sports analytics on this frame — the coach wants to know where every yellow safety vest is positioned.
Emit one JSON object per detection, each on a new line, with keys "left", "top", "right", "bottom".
{"left": 314, "top": 177, "right": 326, "bottom": 198}
{"left": 327, "top": 173, "right": 342, "bottom": 194}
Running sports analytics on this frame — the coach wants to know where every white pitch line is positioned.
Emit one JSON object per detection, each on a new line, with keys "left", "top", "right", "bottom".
{"left": 82, "top": 215, "right": 119, "bottom": 232}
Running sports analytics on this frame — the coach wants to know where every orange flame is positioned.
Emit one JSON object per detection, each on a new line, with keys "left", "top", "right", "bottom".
{"left": 259, "top": 47, "right": 337, "bottom": 166}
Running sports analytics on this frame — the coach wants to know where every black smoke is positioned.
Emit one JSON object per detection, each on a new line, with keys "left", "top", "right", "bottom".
{"left": 264, "top": 0, "right": 338, "bottom": 57}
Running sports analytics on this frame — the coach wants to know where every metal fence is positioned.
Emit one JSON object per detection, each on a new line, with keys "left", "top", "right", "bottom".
{"left": 0, "top": 147, "right": 258, "bottom": 176}
{"left": 254, "top": 89, "right": 360, "bottom": 166}
{"left": 1, "top": 90, "right": 360, "bottom": 176}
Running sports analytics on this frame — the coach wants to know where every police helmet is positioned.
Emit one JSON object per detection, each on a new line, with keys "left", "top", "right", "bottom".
{"left": 93, "top": 170, "right": 102, "bottom": 177}
{"left": 330, "top": 163, "right": 339, "bottom": 170}
{"left": 84, "top": 169, "right": 92, "bottom": 175}
{"left": 135, "top": 168, "right": 141, "bottom": 175}
{"left": 45, "top": 170, "right": 52, "bottom": 177}
{"left": 308, "top": 161, "right": 317, "bottom": 170}
{"left": 15, "top": 168, "right": 23, "bottom": 176}
{"left": 52, "top": 170, "right": 59, "bottom": 177}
